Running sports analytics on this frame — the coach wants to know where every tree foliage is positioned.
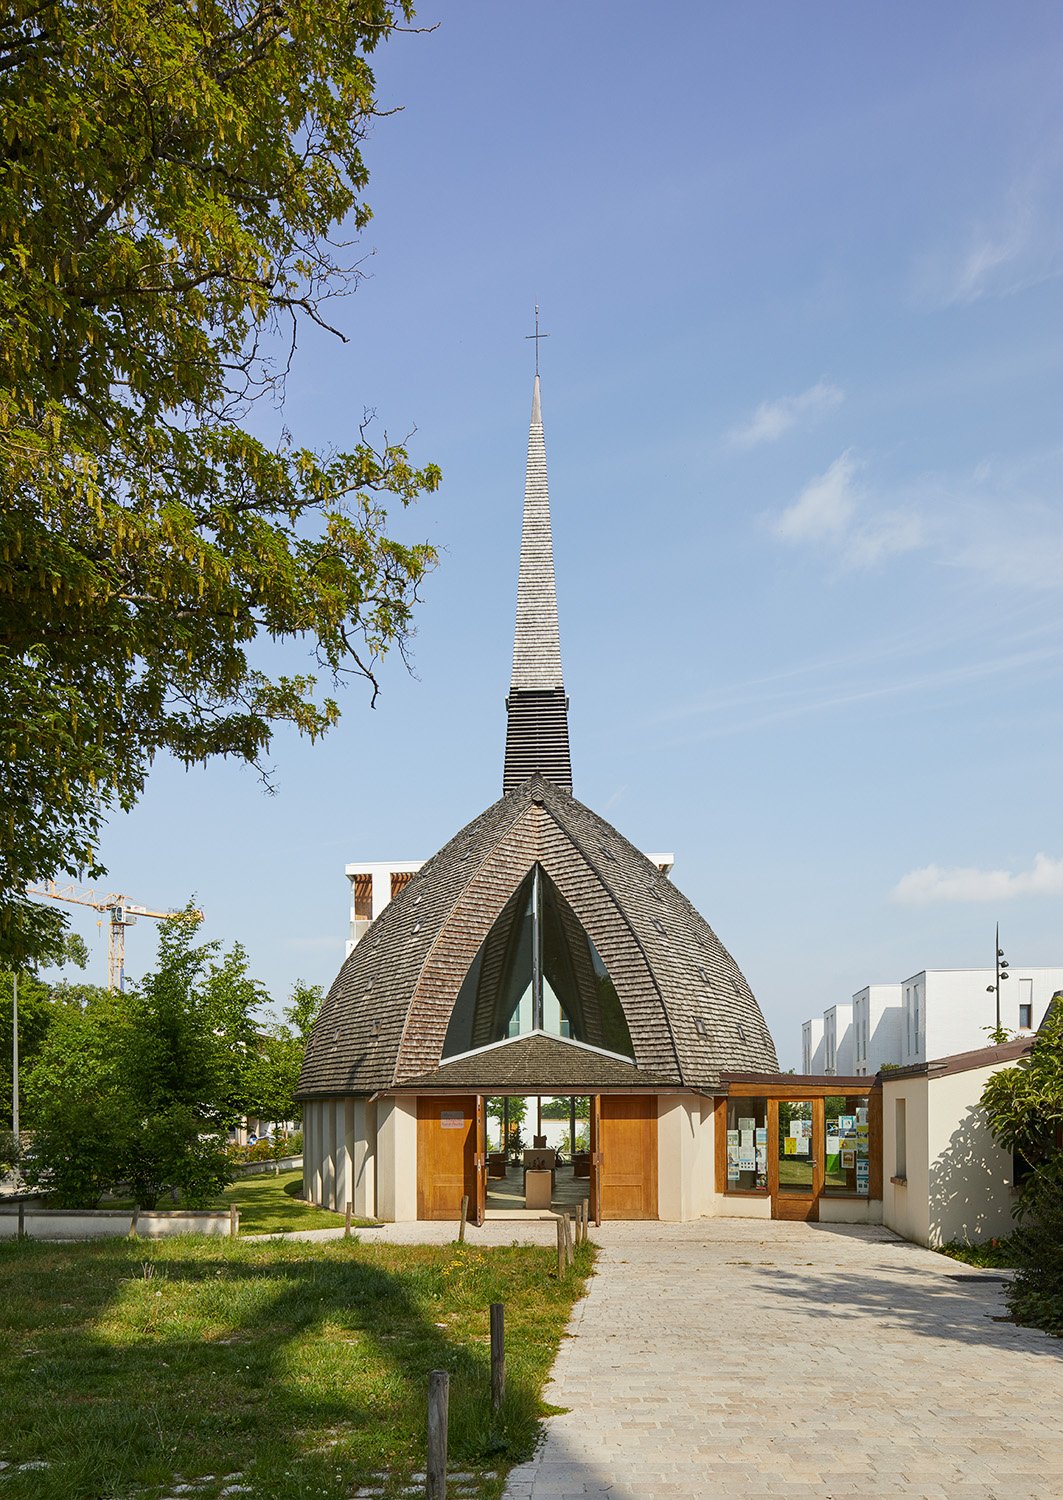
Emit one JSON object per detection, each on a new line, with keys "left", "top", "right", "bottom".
{"left": 981, "top": 999, "right": 1063, "bottom": 1333}
{"left": 0, "top": 0, "right": 440, "bottom": 967}
{"left": 21, "top": 913, "right": 306, "bottom": 1206}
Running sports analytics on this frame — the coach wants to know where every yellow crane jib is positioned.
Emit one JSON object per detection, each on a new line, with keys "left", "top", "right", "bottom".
{"left": 24, "top": 883, "right": 204, "bottom": 991}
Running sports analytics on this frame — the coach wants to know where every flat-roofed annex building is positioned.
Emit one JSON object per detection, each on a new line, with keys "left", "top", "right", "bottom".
{"left": 298, "top": 373, "right": 779, "bottom": 1223}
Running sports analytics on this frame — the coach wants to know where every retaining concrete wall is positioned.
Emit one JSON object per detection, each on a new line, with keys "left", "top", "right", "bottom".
{"left": 0, "top": 1207, "right": 232, "bottom": 1240}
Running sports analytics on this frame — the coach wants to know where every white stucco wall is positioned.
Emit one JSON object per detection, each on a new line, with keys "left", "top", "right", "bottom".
{"left": 714, "top": 1192, "right": 771, "bottom": 1218}
{"left": 881, "top": 1076, "right": 931, "bottom": 1246}
{"left": 818, "top": 1196, "right": 883, "bottom": 1225}
{"left": 883, "top": 1059, "right": 1022, "bottom": 1248}
{"left": 926, "top": 1062, "right": 1021, "bottom": 1247}
{"left": 376, "top": 1094, "right": 418, "bottom": 1222}
{"left": 657, "top": 1092, "right": 714, "bottom": 1222}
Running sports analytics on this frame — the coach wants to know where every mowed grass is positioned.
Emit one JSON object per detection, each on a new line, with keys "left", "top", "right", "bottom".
{"left": 220, "top": 1171, "right": 376, "bottom": 1236}
{"left": 104, "top": 1170, "right": 374, "bottom": 1236}
{"left": 0, "top": 1233, "right": 593, "bottom": 1500}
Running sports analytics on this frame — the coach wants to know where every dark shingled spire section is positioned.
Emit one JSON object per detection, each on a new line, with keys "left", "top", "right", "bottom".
{"left": 503, "top": 374, "right": 574, "bottom": 794}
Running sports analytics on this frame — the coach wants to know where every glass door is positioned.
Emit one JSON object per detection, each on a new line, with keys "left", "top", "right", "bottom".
{"left": 770, "top": 1098, "right": 823, "bottom": 1221}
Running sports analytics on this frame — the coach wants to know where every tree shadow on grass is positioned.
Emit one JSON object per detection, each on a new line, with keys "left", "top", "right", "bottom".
{"left": 0, "top": 1234, "right": 568, "bottom": 1500}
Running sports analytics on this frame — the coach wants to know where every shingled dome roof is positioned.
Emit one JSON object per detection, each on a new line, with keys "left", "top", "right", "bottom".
{"left": 300, "top": 774, "right": 778, "bottom": 1096}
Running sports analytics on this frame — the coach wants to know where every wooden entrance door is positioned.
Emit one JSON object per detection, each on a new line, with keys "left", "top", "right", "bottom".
{"left": 598, "top": 1095, "right": 658, "bottom": 1220}
{"left": 416, "top": 1096, "right": 477, "bottom": 1221}
{"left": 769, "top": 1097, "right": 824, "bottom": 1221}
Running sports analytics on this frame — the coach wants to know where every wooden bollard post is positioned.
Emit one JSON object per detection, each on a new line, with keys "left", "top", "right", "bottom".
{"left": 490, "top": 1302, "right": 505, "bottom": 1412}
{"left": 426, "top": 1368, "right": 449, "bottom": 1500}
{"left": 17, "top": 1200, "right": 25, "bottom": 1240}
{"left": 345, "top": 1201, "right": 353, "bottom": 1238}
{"left": 555, "top": 1215, "right": 565, "bottom": 1277}
{"left": 229, "top": 1204, "right": 239, "bottom": 1238}
{"left": 458, "top": 1194, "right": 469, "bottom": 1244}
{"left": 565, "top": 1211, "right": 574, "bottom": 1267}
{"left": 580, "top": 1200, "right": 588, "bottom": 1244}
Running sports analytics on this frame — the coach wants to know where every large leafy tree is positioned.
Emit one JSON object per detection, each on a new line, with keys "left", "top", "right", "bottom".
{"left": 0, "top": 0, "right": 440, "bottom": 967}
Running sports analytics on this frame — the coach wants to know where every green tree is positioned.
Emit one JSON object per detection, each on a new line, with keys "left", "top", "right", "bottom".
{"left": 24, "top": 912, "right": 275, "bottom": 1206}
{"left": 1, "top": 933, "right": 92, "bottom": 1128}
{"left": 0, "top": 0, "right": 440, "bottom": 969}
{"left": 981, "top": 998, "right": 1063, "bottom": 1333}
{"left": 245, "top": 982, "right": 323, "bottom": 1126}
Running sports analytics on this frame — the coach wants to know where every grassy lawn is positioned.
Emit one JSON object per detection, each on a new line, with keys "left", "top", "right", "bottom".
{"left": 935, "top": 1236, "right": 1020, "bottom": 1269}
{"left": 104, "top": 1170, "right": 373, "bottom": 1236}
{"left": 220, "top": 1171, "right": 376, "bottom": 1236}
{"left": 0, "top": 1233, "right": 593, "bottom": 1500}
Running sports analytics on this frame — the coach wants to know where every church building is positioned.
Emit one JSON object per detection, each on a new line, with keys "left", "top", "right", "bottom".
{"left": 299, "top": 371, "right": 884, "bottom": 1225}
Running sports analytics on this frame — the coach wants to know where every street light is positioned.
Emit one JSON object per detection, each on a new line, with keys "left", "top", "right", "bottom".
{"left": 985, "top": 922, "right": 1010, "bottom": 1039}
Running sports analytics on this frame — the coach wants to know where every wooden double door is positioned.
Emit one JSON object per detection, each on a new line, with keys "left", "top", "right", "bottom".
{"left": 416, "top": 1093, "right": 659, "bottom": 1222}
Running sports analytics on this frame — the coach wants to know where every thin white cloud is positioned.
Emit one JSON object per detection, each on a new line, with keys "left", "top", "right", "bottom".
{"left": 774, "top": 451, "right": 858, "bottom": 542}
{"left": 919, "top": 163, "right": 1063, "bottom": 307}
{"left": 772, "top": 451, "right": 925, "bottom": 568}
{"left": 892, "top": 853, "right": 1063, "bottom": 905}
{"left": 728, "top": 380, "right": 843, "bottom": 448}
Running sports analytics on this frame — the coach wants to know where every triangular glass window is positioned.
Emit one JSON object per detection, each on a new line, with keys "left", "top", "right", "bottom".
{"left": 442, "top": 865, "right": 634, "bottom": 1060}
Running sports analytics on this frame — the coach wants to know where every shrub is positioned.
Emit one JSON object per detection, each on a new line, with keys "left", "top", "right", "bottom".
{"left": 1007, "top": 1154, "right": 1063, "bottom": 1335}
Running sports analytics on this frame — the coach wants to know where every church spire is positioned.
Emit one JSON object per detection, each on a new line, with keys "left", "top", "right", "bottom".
{"left": 503, "top": 371, "right": 573, "bottom": 794}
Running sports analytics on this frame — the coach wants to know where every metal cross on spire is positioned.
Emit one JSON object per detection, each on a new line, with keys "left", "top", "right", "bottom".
{"left": 525, "top": 303, "right": 550, "bottom": 376}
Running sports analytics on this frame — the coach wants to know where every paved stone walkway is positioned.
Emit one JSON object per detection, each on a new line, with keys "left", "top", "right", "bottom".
{"left": 503, "top": 1219, "right": 1063, "bottom": 1500}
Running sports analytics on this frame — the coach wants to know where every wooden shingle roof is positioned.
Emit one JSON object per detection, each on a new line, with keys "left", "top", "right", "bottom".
{"left": 299, "top": 775, "right": 778, "bottom": 1098}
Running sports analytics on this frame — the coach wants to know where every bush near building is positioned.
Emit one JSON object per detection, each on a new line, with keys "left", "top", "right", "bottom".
{"left": 981, "top": 998, "right": 1063, "bottom": 1334}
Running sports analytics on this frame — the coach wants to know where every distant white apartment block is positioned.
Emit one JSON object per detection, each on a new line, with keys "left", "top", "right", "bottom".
{"left": 823, "top": 1002, "right": 854, "bottom": 1075}
{"left": 346, "top": 852, "right": 676, "bottom": 957}
{"left": 345, "top": 861, "right": 425, "bottom": 955}
{"left": 853, "top": 984, "right": 903, "bottom": 1075}
{"left": 899, "top": 967, "right": 1063, "bottom": 1066}
{"left": 801, "top": 966, "right": 1063, "bottom": 1075}
{"left": 801, "top": 1017, "right": 825, "bottom": 1074}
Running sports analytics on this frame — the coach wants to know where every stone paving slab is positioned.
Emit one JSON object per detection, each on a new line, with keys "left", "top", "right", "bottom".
{"left": 504, "top": 1219, "right": 1063, "bottom": 1500}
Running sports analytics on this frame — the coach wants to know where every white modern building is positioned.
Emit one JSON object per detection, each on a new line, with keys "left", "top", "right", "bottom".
{"left": 800, "top": 1017, "right": 825, "bottom": 1074}
{"left": 345, "top": 861, "right": 425, "bottom": 955}
{"left": 823, "top": 1002, "right": 854, "bottom": 1074}
{"left": 802, "top": 966, "right": 1063, "bottom": 1075}
{"left": 853, "top": 983, "right": 903, "bottom": 1076}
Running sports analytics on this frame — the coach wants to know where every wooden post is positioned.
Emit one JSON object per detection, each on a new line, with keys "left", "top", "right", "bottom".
{"left": 345, "top": 1201, "right": 353, "bottom": 1238}
{"left": 565, "top": 1211, "right": 574, "bottom": 1266}
{"left": 426, "top": 1369, "right": 449, "bottom": 1500}
{"left": 17, "top": 1200, "right": 25, "bottom": 1240}
{"left": 555, "top": 1215, "right": 565, "bottom": 1277}
{"left": 229, "top": 1204, "right": 239, "bottom": 1238}
{"left": 490, "top": 1302, "right": 505, "bottom": 1411}
{"left": 458, "top": 1194, "right": 469, "bottom": 1244}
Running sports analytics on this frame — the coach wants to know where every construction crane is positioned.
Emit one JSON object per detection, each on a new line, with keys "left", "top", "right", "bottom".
{"left": 25, "top": 882, "right": 204, "bottom": 991}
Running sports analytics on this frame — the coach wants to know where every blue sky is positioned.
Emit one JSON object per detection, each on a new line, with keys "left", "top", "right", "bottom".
{"left": 49, "top": 3, "right": 1063, "bottom": 1066}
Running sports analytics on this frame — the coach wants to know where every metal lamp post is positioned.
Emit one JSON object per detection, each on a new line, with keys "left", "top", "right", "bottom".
{"left": 985, "top": 922, "right": 1009, "bottom": 1038}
